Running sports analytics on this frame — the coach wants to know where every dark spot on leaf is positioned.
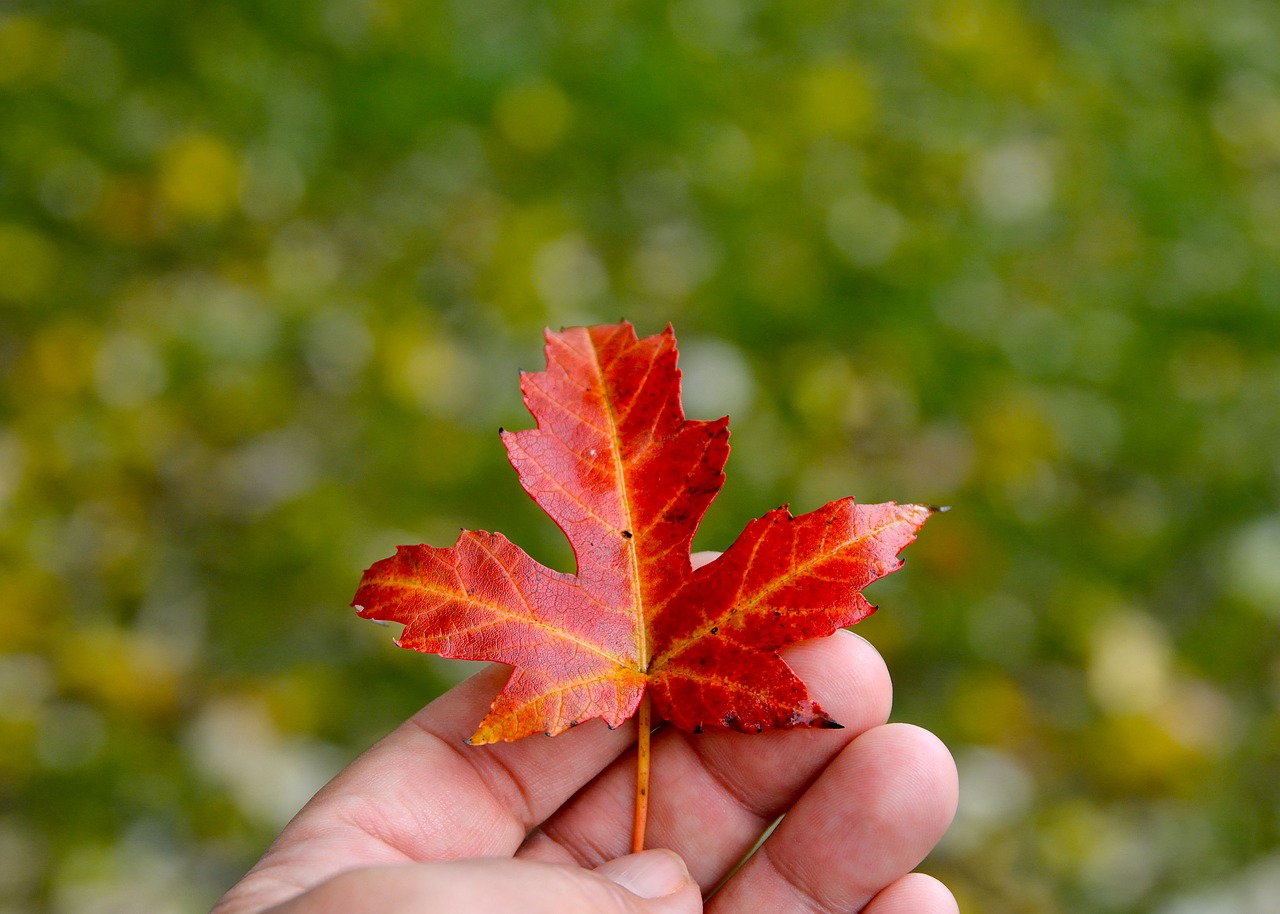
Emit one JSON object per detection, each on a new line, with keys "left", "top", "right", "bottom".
{"left": 710, "top": 626, "right": 718, "bottom": 634}
{"left": 755, "top": 724, "right": 763, "bottom": 734}
{"left": 622, "top": 530, "right": 633, "bottom": 539}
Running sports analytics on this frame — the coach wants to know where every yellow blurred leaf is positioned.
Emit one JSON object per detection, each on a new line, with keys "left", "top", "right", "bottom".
{"left": 494, "top": 80, "right": 573, "bottom": 154}
{"left": 0, "top": 15, "right": 60, "bottom": 85}
{"left": 159, "top": 134, "right": 241, "bottom": 223}
{"left": 949, "top": 670, "right": 1035, "bottom": 747}
{"left": 0, "top": 224, "right": 58, "bottom": 305}
{"left": 56, "top": 627, "right": 183, "bottom": 719}
{"left": 797, "top": 59, "right": 878, "bottom": 138}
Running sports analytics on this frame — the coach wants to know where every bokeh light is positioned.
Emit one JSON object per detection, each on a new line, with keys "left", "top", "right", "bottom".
{"left": 2, "top": 2, "right": 1278, "bottom": 912}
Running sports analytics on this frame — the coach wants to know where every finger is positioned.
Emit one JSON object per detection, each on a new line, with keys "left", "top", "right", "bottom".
{"left": 285, "top": 556, "right": 734, "bottom": 863}
{"left": 519, "top": 630, "right": 894, "bottom": 889}
{"left": 259, "top": 852, "right": 702, "bottom": 914}
{"left": 862, "top": 873, "right": 959, "bottom": 914}
{"left": 311, "top": 664, "right": 637, "bottom": 853}
{"left": 214, "top": 664, "right": 637, "bottom": 913}
{"left": 708, "top": 724, "right": 958, "bottom": 914}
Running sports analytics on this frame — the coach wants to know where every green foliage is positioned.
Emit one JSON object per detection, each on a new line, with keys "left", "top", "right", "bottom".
{"left": 2, "top": 1, "right": 1279, "bottom": 911}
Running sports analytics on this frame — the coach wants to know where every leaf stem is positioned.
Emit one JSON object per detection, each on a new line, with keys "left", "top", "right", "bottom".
{"left": 631, "top": 690, "right": 652, "bottom": 854}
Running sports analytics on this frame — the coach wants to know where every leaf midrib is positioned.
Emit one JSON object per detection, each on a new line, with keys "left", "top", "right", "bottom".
{"left": 590, "top": 335, "right": 649, "bottom": 674}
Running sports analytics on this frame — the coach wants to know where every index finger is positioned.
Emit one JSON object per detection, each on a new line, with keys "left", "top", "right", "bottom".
{"left": 262, "top": 554, "right": 728, "bottom": 865}
{"left": 276, "top": 554, "right": 733, "bottom": 861}
{"left": 213, "top": 665, "right": 639, "bottom": 913}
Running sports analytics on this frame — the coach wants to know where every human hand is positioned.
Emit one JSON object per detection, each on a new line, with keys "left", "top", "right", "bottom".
{"left": 213, "top": 561, "right": 958, "bottom": 914}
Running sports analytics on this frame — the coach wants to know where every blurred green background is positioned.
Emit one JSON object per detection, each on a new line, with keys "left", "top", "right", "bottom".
{"left": 2, "top": 1, "right": 1279, "bottom": 911}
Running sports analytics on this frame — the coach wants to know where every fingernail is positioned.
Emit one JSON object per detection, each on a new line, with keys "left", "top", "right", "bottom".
{"left": 598, "top": 849, "right": 693, "bottom": 899}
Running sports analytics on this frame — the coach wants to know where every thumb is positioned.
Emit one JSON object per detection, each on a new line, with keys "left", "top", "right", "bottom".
{"left": 262, "top": 851, "right": 702, "bottom": 914}
{"left": 595, "top": 850, "right": 701, "bottom": 905}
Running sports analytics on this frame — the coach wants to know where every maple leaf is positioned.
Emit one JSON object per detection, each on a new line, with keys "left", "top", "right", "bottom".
{"left": 353, "top": 322, "right": 933, "bottom": 745}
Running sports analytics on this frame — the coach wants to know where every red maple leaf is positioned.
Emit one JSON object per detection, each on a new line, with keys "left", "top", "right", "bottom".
{"left": 353, "top": 321, "right": 933, "bottom": 849}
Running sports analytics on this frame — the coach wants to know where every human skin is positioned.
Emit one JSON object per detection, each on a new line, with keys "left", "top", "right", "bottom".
{"left": 213, "top": 557, "right": 959, "bottom": 914}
